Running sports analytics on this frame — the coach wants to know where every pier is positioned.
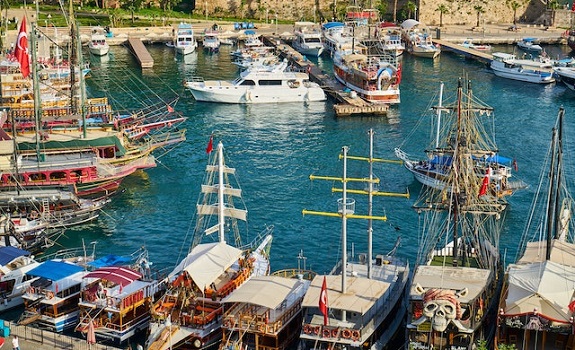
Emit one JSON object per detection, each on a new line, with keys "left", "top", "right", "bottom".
{"left": 434, "top": 39, "right": 493, "bottom": 64}
{"left": 263, "top": 36, "right": 389, "bottom": 117}
{"left": 127, "top": 37, "right": 154, "bottom": 68}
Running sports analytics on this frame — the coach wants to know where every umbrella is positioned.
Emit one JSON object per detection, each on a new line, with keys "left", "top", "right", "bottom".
{"left": 87, "top": 320, "right": 96, "bottom": 345}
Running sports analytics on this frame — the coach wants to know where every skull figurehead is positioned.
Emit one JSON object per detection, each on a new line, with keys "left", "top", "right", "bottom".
{"left": 421, "top": 288, "right": 467, "bottom": 332}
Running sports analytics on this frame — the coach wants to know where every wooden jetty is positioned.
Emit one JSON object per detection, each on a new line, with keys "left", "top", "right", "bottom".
{"left": 434, "top": 39, "right": 493, "bottom": 64}
{"left": 262, "top": 35, "right": 389, "bottom": 117}
{"left": 127, "top": 37, "right": 154, "bottom": 68}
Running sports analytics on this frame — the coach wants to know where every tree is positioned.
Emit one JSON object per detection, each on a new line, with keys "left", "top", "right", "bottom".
{"left": 405, "top": 0, "right": 417, "bottom": 19}
{"left": 509, "top": 1, "right": 520, "bottom": 24}
{"left": 548, "top": 0, "right": 561, "bottom": 27}
{"left": 474, "top": 5, "right": 485, "bottom": 28}
{"left": 435, "top": 4, "right": 449, "bottom": 27}
{"left": 393, "top": 0, "right": 398, "bottom": 22}
{"left": 376, "top": 0, "right": 388, "bottom": 21}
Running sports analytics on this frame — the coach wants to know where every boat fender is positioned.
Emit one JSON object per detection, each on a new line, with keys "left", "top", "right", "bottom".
{"left": 323, "top": 328, "right": 331, "bottom": 338}
{"left": 342, "top": 329, "right": 352, "bottom": 338}
{"left": 193, "top": 338, "right": 202, "bottom": 348}
{"left": 47, "top": 291, "right": 54, "bottom": 299}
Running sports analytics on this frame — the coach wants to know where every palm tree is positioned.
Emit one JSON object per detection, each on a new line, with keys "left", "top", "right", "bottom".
{"left": 509, "top": 1, "right": 520, "bottom": 24}
{"left": 393, "top": 0, "right": 398, "bottom": 22}
{"left": 474, "top": 5, "right": 485, "bottom": 28}
{"left": 406, "top": 0, "right": 417, "bottom": 19}
{"left": 549, "top": 0, "right": 561, "bottom": 27}
{"left": 435, "top": 4, "right": 449, "bottom": 27}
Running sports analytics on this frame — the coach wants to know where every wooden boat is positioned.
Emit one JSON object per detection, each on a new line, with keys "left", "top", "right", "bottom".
{"left": 18, "top": 259, "right": 89, "bottom": 332}
{"left": 220, "top": 275, "right": 311, "bottom": 350}
{"left": 145, "top": 140, "right": 273, "bottom": 350}
{"left": 75, "top": 261, "right": 161, "bottom": 344}
{"left": 395, "top": 81, "right": 526, "bottom": 200}
{"left": 299, "top": 130, "right": 410, "bottom": 350}
{"left": 495, "top": 108, "right": 575, "bottom": 350}
{"left": 405, "top": 79, "right": 506, "bottom": 350}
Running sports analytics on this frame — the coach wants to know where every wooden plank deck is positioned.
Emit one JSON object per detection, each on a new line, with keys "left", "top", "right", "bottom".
{"left": 127, "top": 37, "right": 154, "bottom": 68}
{"left": 434, "top": 39, "right": 493, "bottom": 64}
{"left": 262, "top": 35, "right": 389, "bottom": 117}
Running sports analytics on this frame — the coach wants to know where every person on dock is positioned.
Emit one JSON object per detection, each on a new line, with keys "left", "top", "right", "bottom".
{"left": 12, "top": 335, "right": 19, "bottom": 350}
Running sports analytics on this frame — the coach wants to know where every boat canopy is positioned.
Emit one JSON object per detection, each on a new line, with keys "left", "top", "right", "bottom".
{"left": 518, "top": 239, "right": 575, "bottom": 266}
{"left": 0, "top": 246, "right": 30, "bottom": 265}
{"left": 222, "top": 275, "right": 303, "bottom": 309}
{"left": 84, "top": 266, "right": 142, "bottom": 286}
{"left": 400, "top": 19, "right": 420, "bottom": 29}
{"left": 322, "top": 22, "right": 344, "bottom": 30}
{"left": 17, "top": 135, "right": 127, "bottom": 157}
{"left": 522, "top": 37, "right": 537, "bottom": 42}
{"left": 87, "top": 254, "right": 132, "bottom": 268}
{"left": 429, "top": 154, "right": 511, "bottom": 166}
{"left": 504, "top": 260, "right": 575, "bottom": 322}
{"left": 302, "top": 274, "right": 391, "bottom": 314}
{"left": 27, "top": 260, "right": 84, "bottom": 281}
{"left": 169, "top": 241, "right": 243, "bottom": 291}
{"left": 244, "top": 29, "right": 257, "bottom": 35}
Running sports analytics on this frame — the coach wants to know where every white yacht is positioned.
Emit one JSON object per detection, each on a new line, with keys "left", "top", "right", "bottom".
{"left": 173, "top": 23, "right": 197, "bottom": 55}
{"left": 202, "top": 29, "right": 220, "bottom": 53}
{"left": 490, "top": 52, "right": 555, "bottom": 84}
{"left": 185, "top": 60, "right": 326, "bottom": 104}
{"left": 88, "top": 27, "right": 109, "bottom": 56}
{"left": 292, "top": 22, "right": 324, "bottom": 57}
{"left": 322, "top": 22, "right": 354, "bottom": 57}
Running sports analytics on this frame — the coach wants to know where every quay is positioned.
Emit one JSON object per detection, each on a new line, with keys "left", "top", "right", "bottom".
{"left": 262, "top": 36, "right": 389, "bottom": 117}
{"left": 1, "top": 321, "right": 125, "bottom": 350}
{"left": 434, "top": 39, "right": 494, "bottom": 64}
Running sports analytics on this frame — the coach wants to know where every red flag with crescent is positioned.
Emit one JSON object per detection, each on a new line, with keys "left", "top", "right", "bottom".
{"left": 206, "top": 134, "right": 214, "bottom": 154}
{"left": 319, "top": 276, "right": 328, "bottom": 326}
{"left": 14, "top": 16, "right": 30, "bottom": 78}
{"left": 479, "top": 167, "right": 490, "bottom": 197}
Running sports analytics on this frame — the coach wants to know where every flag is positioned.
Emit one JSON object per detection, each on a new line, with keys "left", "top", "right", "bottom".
{"left": 319, "top": 276, "right": 328, "bottom": 326}
{"left": 167, "top": 104, "right": 174, "bottom": 113}
{"left": 513, "top": 159, "right": 518, "bottom": 172}
{"left": 14, "top": 16, "right": 30, "bottom": 78}
{"left": 569, "top": 299, "right": 575, "bottom": 313}
{"left": 479, "top": 167, "right": 490, "bottom": 197}
{"left": 206, "top": 134, "right": 213, "bottom": 154}
{"left": 119, "top": 283, "right": 124, "bottom": 294}
{"left": 55, "top": 283, "right": 59, "bottom": 294}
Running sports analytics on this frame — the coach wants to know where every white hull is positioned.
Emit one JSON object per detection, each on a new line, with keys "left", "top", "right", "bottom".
{"left": 89, "top": 46, "right": 109, "bottom": 56}
{"left": 188, "top": 85, "right": 325, "bottom": 104}
{"left": 491, "top": 67, "right": 554, "bottom": 83}
{"left": 175, "top": 44, "right": 197, "bottom": 55}
{"left": 293, "top": 44, "right": 324, "bottom": 57}
{"left": 409, "top": 46, "right": 440, "bottom": 58}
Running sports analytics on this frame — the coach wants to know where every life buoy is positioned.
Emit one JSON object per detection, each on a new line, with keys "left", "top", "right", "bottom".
{"left": 313, "top": 326, "right": 320, "bottom": 335}
{"left": 331, "top": 329, "right": 338, "bottom": 338}
{"left": 342, "top": 329, "right": 351, "bottom": 339}
{"left": 303, "top": 324, "right": 311, "bottom": 334}
{"left": 322, "top": 328, "right": 331, "bottom": 338}
{"left": 107, "top": 298, "right": 114, "bottom": 307}
{"left": 47, "top": 291, "right": 54, "bottom": 299}
{"left": 351, "top": 330, "right": 360, "bottom": 340}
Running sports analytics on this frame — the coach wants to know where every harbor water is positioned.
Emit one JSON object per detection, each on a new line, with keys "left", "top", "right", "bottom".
{"left": 34, "top": 42, "right": 575, "bottom": 306}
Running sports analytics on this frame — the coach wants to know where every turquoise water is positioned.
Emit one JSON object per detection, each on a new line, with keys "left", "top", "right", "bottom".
{"left": 49, "top": 43, "right": 575, "bottom": 283}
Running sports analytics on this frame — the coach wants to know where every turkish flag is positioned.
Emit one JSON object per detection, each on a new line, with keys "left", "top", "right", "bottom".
{"left": 319, "top": 276, "right": 328, "bottom": 325}
{"left": 167, "top": 104, "right": 174, "bottom": 113}
{"left": 14, "top": 16, "right": 30, "bottom": 78}
{"left": 569, "top": 299, "right": 575, "bottom": 313}
{"left": 479, "top": 167, "right": 490, "bottom": 197}
{"left": 206, "top": 134, "right": 213, "bottom": 154}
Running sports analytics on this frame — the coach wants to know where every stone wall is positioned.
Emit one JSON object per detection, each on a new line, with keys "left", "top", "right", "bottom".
{"left": 204, "top": 0, "right": 571, "bottom": 28}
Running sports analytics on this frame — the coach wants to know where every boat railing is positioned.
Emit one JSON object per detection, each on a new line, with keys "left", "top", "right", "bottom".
{"left": 102, "top": 311, "right": 150, "bottom": 332}
{"left": 189, "top": 76, "right": 204, "bottom": 83}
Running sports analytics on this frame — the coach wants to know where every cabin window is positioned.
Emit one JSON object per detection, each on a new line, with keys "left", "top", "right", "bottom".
{"left": 259, "top": 80, "right": 282, "bottom": 86}
{"left": 307, "top": 38, "right": 322, "bottom": 43}
{"left": 50, "top": 171, "right": 67, "bottom": 181}
{"left": 239, "top": 80, "right": 256, "bottom": 86}
{"left": 0, "top": 280, "right": 14, "bottom": 295}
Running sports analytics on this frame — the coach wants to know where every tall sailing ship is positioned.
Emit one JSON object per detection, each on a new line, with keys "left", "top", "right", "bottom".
{"left": 395, "top": 82, "right": 526, "bottom": 200}
{"left": 405, "top": 80, "right": 506, "bottom": 350}
{"left": 145, "top": 140, "right": 273, "bottom": 350}
{"left": 495, "top": 108, "right": 575, "bottom": 350}
{"left": 299, "top": 130, "right": 410, "bottom": 350}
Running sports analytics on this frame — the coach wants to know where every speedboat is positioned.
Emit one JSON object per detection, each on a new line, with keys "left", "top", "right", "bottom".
{"left": 490, "top": 52, "right": 555, "bottom": 83}
{"left": 292, "top": 22, "right": 324, "bottom": 57}
{"left": 459, "top": 38, "right": 491, "bottom": 52}
{"left": 0, "top": 247, "right": 40, "bottom": 312}
{"left": 173, "top": 23, "right": 197, "bottom": 55}
{"left": 185, "top": 60, "right": 326, "bottom": 104}
{"left": 401, "top": 19, "right": 440, "bottom": 59}
{"left": 517, "top": 37, "right": 543, "bottom": 52}
{"left": 88, "top": 27, "right": 110, "bottom": 56}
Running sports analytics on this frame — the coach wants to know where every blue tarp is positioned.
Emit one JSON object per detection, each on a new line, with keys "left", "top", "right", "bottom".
{"left": 244, "top": 29, "right": 256, "bottom": 35}
{"left": 87, "top": 254, "right": 131, "bottom": 269}
{"left": 322, "top": 22, "right": 344, "bottom": 30}
{"left": 27, "top": 260, "right": 84, "bottom": 281}
{"left": 430, "top": 155, "right": 453, "bottom": 166}
{"left": 485, "top": 154, "right": 512, "bottom": 165}
{"left": 0, "top": 246, "right": 30, "bottom": 265}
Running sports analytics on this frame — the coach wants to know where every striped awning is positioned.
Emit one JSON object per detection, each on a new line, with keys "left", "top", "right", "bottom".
{"left": 84, "top": 266, "right": 142, "bottom": 286}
